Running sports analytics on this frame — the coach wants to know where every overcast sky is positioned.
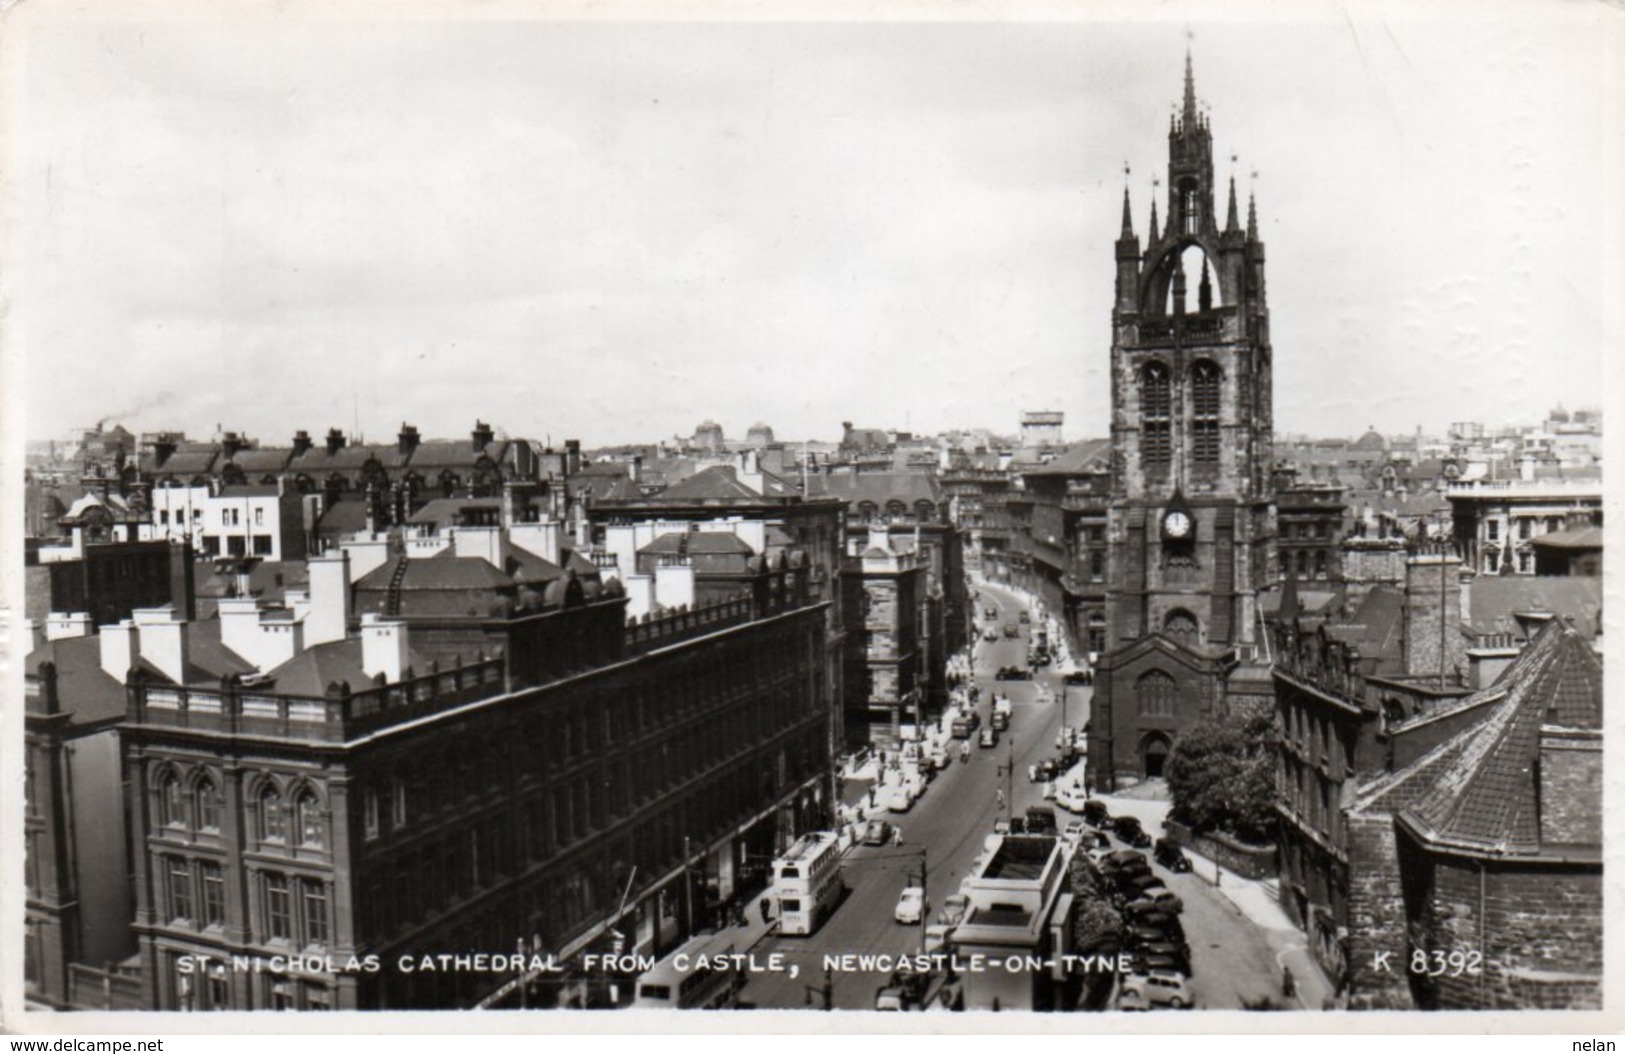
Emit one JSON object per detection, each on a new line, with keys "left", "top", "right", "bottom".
{"left": 6, "top": 0, "right": 1620, "bottom": 448}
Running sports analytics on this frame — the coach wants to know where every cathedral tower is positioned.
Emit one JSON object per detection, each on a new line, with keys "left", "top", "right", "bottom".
{"left": 1092, "top": 52, "right": 1276, "bottom": 789}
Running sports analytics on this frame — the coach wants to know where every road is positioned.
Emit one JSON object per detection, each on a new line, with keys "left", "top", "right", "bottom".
{"left": 739, "top": 578, "right": 1283, "bottom": 1012}
{"left": 740, "top": 581, "right": 1075, "bottom": 1010}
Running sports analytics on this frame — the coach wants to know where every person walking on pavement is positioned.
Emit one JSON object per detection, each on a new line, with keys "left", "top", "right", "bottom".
{"left": 759, "top": 897, "right": 773, "bottom": 925}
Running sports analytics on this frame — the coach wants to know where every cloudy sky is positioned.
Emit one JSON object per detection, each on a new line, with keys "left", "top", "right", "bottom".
{"left": 6, "top": 0, "right": 1619, "bottom": 448}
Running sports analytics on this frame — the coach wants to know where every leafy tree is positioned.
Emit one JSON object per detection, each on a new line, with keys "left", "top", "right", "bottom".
{"left": 1068, "top": 853, "right": 1124, "bottom": 954}
{"left": 1165, "top": 702, "right": 1278, "bottom": 845}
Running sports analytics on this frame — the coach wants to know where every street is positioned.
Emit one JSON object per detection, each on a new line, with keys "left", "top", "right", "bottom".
{"left": 737, "top": 579, "right": 1286, "bottom": 1011}
{"left": 739, "top": 581, "right": 1071, "bottom": 1009}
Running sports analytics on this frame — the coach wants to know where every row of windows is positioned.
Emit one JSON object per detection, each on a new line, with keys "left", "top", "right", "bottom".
{"left": 170, "top": 956, "right": 330, "bottom": 1011}
{"left": 1282, "top": 521, "right": 1331, "bottom": 540}
{"left": 1140, "top": 360, "right": 1224, "bottom": 470}
{"left": 162, "top": 856, "right": 330, "bottom": 946}
{"left": 156, "top": 773, "right": 325, "bottom": 851}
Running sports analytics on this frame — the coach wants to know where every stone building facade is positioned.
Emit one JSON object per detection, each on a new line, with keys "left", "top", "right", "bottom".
{"left": 1089, "top": 54, "right": 1276, "bottom": 789}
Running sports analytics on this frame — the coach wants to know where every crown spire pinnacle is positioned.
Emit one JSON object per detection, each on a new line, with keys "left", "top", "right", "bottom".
{"left": 1226, "top": 173, "right": 1240, "bottom": 233}
{"left": 1121, "top": 185, "right": 1136, "bottom": 239}
{"left": 1183, "top": 44, "right": 1198, "bottom": 126}
{"left": 1148, "top": 180, "right": 1161, "bottom": 243}
{"left": 1247, "top": 185, "right": 1259, "bottom": 239}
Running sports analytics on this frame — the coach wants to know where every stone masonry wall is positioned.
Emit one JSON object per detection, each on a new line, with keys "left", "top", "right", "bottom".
{"left": 1344, "top": 812, "right": 1413, "bottom": 1009}
{"left": 1537, "top": 735, "right": 1602, "bottom": 846}
{"left": 1425, "top": 856, "right": 1602, "bottom": 1010}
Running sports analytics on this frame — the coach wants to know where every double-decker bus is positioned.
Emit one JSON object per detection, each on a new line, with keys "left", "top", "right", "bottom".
{"left": 771, "top": 831, "right": 845, "bottom": 936}
{"left": 631, "top": 933, "right": 742, "bottom": 1009}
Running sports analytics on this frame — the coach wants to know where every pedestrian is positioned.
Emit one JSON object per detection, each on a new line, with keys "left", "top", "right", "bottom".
{"left": 1282, "top": 967, "right": 1296, "bottom": 1000}
{"left": 869, "top": 788, "right": 877, "bottom": 808}
{"left": 893, "top": 827, "right": 904, "bottom": 847}
{"left": 760, "top": 897, "right": 772, "bottom": 924}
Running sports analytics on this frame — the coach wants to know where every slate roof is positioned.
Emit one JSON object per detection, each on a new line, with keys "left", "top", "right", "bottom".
{"left": 315, "top": 500, "right": 371, "bottom": 537}
{"left": 1399, "top": 622, "right": 1601, "bottom": 855}
{"left": 407, "top": 498, "right": 504, "bottom": 528}
{"left": 225, "top": 448, "right": 295, "bottom": 474}
{"left": 355, "top": 552, "right": 515, "bottom": 592}
{"left": 263, "top": 638, "right": 436, "bottom": 697}
{"left": 639, "top": 532, "right": 756, "bottom": 557}
{"left": 24, "top": 636, "right": 128, "bottom": 726}
{"left": 217, "top": 484, "right": 282, "bottom": 498}
{"left": 1529, "top": 526, "right": 1602, "bottom": 550}
{"left": 822, "top": 472, "right": 943, "bottom": 506}
{"left": 1466, "top": 576, "right": 1601, "bottom": 641}
{"left": 1021, "top": 439, "right": 1112, "bottom": 477}
{"left": 401, "top": 438, "right": 508, "bottom": 470}
{"left": 657, "top": 466, "right": 764, "bottom": 502}
{"left": 146, "top": 446, "right": 220, "bottom": 477}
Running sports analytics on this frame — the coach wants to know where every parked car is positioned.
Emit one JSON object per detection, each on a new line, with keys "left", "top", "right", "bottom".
{"left": 924, "top": 923, "right": 953, "bottom": 956}
{"left": 1062, "top": 819, "right": 1088, "bottom": 846}
{"left": 991, "top": 710, "right": 1010, "bottom": 732}
{"left": 1003, "top": 623, "right": 1020, "bottom": 639}
{"left": 984, "top": 606, "right": 999, "bottom": 619}
{"left": 1112, "top": 815, "right": 1145, "bottom": 841}
{"left": 994, "top": 665, "right": 1031, "bottom": 681}
{"left": 982, "top": 629, "right": 998, "bottom": 642}
{"left": 1124, "top": 873, "right": 1169, "bottom": 898}
{"left": 1083, "top": 800, "right": 1112, "bottom": 828}
{"left": 1153, "top": 839, "right": 1193, "bottom": 874}
{"left": 1126, "top": 943, "right": 1192, "bottom": 979}
{"left": 938, "top": 892, "right": 970, "bottom": 927}
{"left": 1147, "top": 888, "right": 1184, "bottom": 913}
{"left": 1019, "top": 611, "right": 1030, "bottom": 624}
{"left": 978, "top": 727, "right": 999, "bottom": 748}
{"left": 1025, "top": 805, "right": 1058, "bottom": 835}
{"left": 1119, "top": 969, "right": 1192, "bottom": 1011}
{"left": 1137, "top": 940, "right": 1193, "bottom": 976}
{"left": 864, "top": 819, "right": 894, "bottom": 846}
{"left": 1063, "top": 668, "right": 1093, "bottom": 685}
{"left": 894, "top": 886, "right": 927, "bottom": 925}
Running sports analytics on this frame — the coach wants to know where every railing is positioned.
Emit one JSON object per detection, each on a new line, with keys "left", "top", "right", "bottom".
{"left": 624, "top": 595, "right": 756, "bottom": 655}
{"left": 130, "top": 656, "right": 507, "bottom": 743}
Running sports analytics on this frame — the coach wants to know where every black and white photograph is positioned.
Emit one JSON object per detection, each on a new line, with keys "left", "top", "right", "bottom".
{"left": 3, "top": 0, "right": 1619, "bottom": 1033}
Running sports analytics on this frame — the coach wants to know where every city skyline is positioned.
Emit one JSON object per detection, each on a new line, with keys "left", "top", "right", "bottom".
{"left": 7, "top": 1, "right": 1616, "bottom": 448}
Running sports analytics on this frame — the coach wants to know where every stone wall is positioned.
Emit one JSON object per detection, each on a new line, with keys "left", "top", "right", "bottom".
{"left": 1343, "top": 812, "right": 1412, "bottom": 1008}
{"left": 1420, "top": 855, "right": 1602, "bottom": 1010}
{"left": 1537, "top": 732, "right": 1601, "bottom": 845}
{"left": 1164, "top": 819, "right": 1277, "bottom": 880}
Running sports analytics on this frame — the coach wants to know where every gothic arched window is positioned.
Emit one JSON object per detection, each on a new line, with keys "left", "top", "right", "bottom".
{"left": 1136, "top": 670, "right": 1176, "bottom": 718}
{"left": 1192, "top": 360, "right": 1221, "bottom": 465}
{"left": 1164, "top": 609, "right": 1199, "bottom": 645}
{"left": 1141, "top": 362, "right": 1172, "bottom": 472}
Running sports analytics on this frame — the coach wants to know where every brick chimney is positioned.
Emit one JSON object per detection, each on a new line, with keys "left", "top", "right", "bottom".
{"left": 565, "top": 439, "right": 582, "bottom": 477}
{"left": 222, "top": 431, "right": 246, "bottom": 460}
{"left": 1404, "top": 551, "right": 1465, "bottom": 682}
{"left": 472, "top": 420, "right": 495, "bottom": 452}
{"left": 325, "top": 428, "right": 347, "bottom": 455}
{"left": 153, "top": 433, "right": 179, "bottom": 469}
{"left": 292, "top": 430, "right": 314, "bottom": 456}
{"left": 398, "top": 424, "right": 421, "bottom": 457}
{"left": 45, "top": 612, "right": 94, "bottom": 641}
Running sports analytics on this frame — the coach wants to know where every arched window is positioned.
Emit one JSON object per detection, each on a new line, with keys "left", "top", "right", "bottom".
{"left": 1163, "top": 609, "right": 1199, "bottom": 645}
{"left": 1136, "top": 670, "right": 1176, "bottom": 718}
{"left": 1314, "top": 550, "right": 1327, "bottom": 579}
{"left": 259, "top": 786, "right": 287, "bottom": 843}
{"left": 295, "top": 790, "right": 324, "bottom": 849}
{"left": 1191, "top": 361, "right": 1221, "bottom": 465}
{"left": 159, "top": 771, "right": 186, "bottom": 829}
{"left": 1182, "top": 185, "right": 1199, "bottom": 235}
{"left": 1141, "top": 362, "right": 1172, "bottom": 472}
{"left": 195, "top": 777, "right": 222, "bottom": 832}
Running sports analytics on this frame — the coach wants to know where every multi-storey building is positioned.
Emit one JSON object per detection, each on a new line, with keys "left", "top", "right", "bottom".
{"left": 1090, "top": 55, "right": 1276, "bottom": 788}
{"left": 1447, "top": 478, "right": 1602, "bottom": 576}
{"left": 1007, "top": 440, "right": 1111, "bottom": 657}
{"left": 823, "top": 472, "right": 968, "bottom": 741}
{"left": 1273, "top": 472, "right": 1346, "bottom": 584}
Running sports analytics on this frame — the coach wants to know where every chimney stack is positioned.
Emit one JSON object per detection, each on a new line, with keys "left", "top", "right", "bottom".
{"left": 45, "top": 612, "right": 94, "bottom": 641}
{"left": 132, "top": 607, "right": 191, "bottom": 686}
{"left": 472, "top": 420, "right": 495, "bottom": 452}
{"left": 325, "top": 428, "right": 347, "bottom": 455}
{"left": 360, "top": 614, "right": 410, "bottom": 683}
{"left": 564, "top": 439, "right": 582, "bottom": 476}
{"left": 306, "top": 551, "right": 352, "bottom": 646}
{"left": 398, "top": 423, "right": 421, "bottom": 457}
{"left": 222, "top": 432, "right": 245, "bottom": 460}
{"left": 99, "top": 620, "right": 141, "bottom": 683}
{"left": 292, "top": 430, "right": 314, "bottom": 456}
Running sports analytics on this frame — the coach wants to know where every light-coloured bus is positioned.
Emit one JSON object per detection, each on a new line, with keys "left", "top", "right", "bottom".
{"left": 631, "top": 933, "right": 741, "bottom": 1009}
{"left": 771, "top": 831, "right": 845, "bottom": 936}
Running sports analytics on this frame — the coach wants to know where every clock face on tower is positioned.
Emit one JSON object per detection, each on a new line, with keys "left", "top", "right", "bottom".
{"left": 1163, "top": 509, "right": 1193, "bottom": 540}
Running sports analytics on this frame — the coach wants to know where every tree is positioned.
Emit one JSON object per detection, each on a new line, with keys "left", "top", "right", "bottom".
{"left": 1068, "top": 853, "right": 1124, "bottom": 954}
{"left": 1165, "top": 702, "right": 1278, "bottom": 845}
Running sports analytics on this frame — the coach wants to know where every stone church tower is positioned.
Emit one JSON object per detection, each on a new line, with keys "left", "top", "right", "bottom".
{"left": 1090, "top": 53, "right": 1276, "bottom": 789}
